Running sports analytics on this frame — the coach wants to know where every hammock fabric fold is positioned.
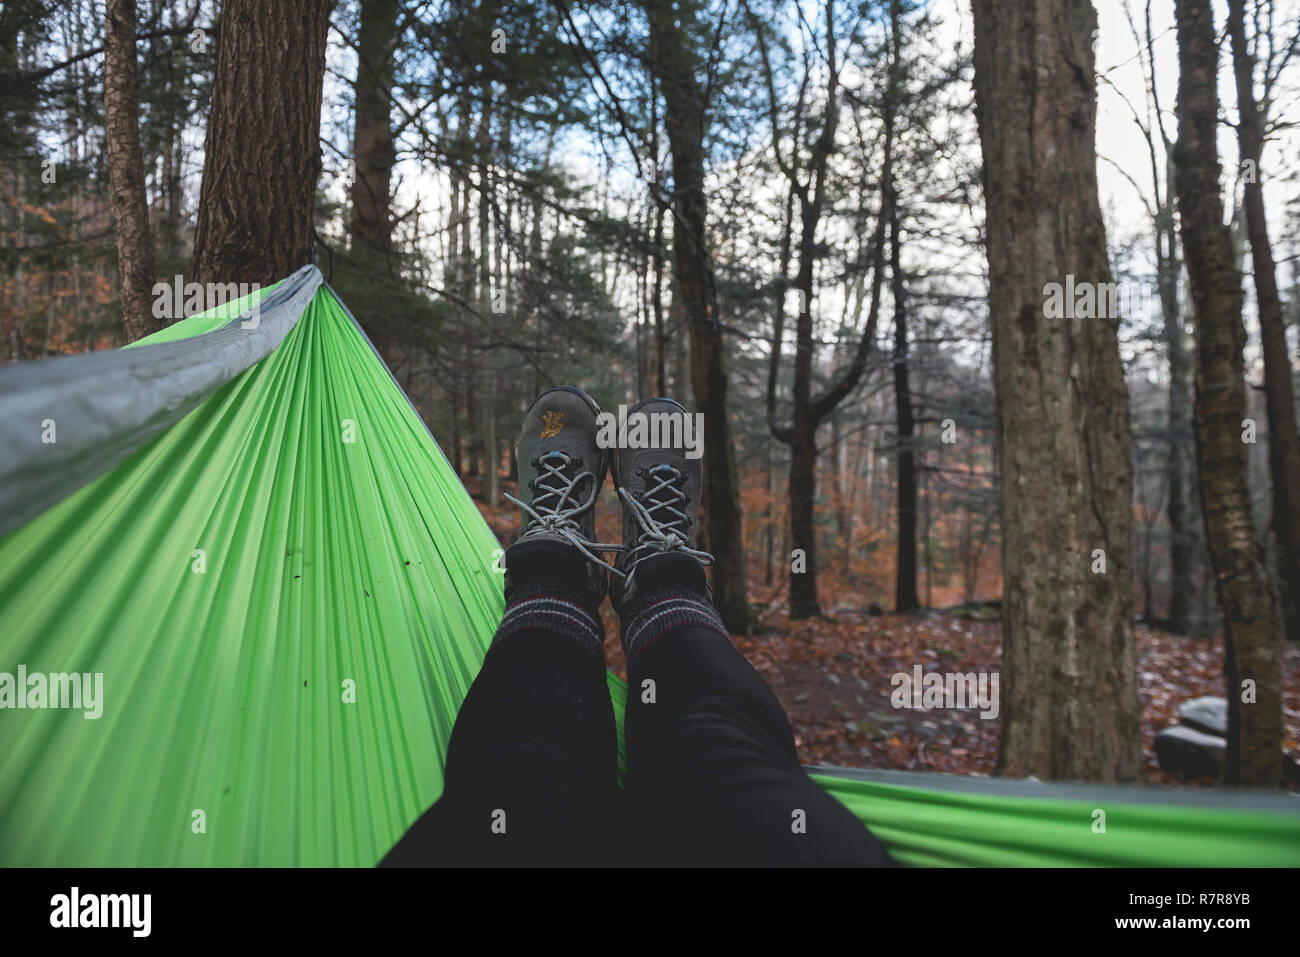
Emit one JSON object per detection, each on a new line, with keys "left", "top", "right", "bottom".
{"left": 0, "top": 267, "right": 1296, "bottom": 867}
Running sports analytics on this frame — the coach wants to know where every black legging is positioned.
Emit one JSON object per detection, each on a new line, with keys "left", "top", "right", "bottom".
{"left": 381, "top": 617, "right": 894, "bottom": 866}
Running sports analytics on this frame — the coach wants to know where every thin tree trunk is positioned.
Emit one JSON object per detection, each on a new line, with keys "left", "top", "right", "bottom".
{"left": 192, "top": 0, "right": 331, "bottom": 285}
{"left": 1173, "top": 0, "right": 1284, "bottom": 786}
{"left": 972, "top": 0, "right": 1141, "bottom": 780}
{"left": 843, "top": 421, "right": 861, "bottom": 578}
{"left": 961, "top": 437, "right": 977, "bottom": 603}
{"left": 1162, "top": 212, "right": 1207, "bottom": 635}
{"left": 482, "top": 374, "right": 498, "bottom": 506}
{"left": 1140, "top": 471, "right": 1155, "bottom": 621}
{"left": 652, "top": 203, "right": 667, "bottom": 395}
{"left": 478, "top": 92, "right": 499, "bottom": 507}
{"left": 1151, "top": 146, "right": 1210, "bottom": 636}
{"left": 891, "top": 203, "right": 918, "bottom": 612}
{"left": 1227, "top": 0, "right": 1300, "bottom": 644}
{"left": 765, "top": 438, "right": 777, "bottom": 586}
{"left": 104, "top": 0, "right": 160, "bottom": 341}
{"left": 636, "top": 222, "right": 647, "bottom": 398}
{"left": 922, "top": 465, "right": 933, "bottom": 609}
{"left": 351, "top": 0, "right": 397, "bottom": 252}
{"left": 648, "top": 40, "right": 667, "bottom": 395}
{"left": 451, "top": 379, "right": 463, "bottom": 477}
{"left": 831, "top": 410, "right": 851, "bottom": 573}
{"left": 160, "top": 132, "right": 183, "bottom": 261}
{"left": 149, "top": 0, "right": 184, "bottom": 264}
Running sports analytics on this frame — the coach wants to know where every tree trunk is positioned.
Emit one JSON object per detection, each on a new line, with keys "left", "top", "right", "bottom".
{"left": 451, "top": 389, "right": 463, "bottom": 477}
{"left": 351, "top": 0, "right": 398, "bottom": 252}
{"left": 482, "top": 377, "right": 498, "bottom": 506}
{"left": 1163, "top": 238, "right": 1206, "bottom": 634}
{"left": 831, "top": 410, "right": 850, "bottom": 572}
{"left": 785, "top": 177, "right": 832, "bottom": 619}
{"left": 1153, "top": 150, "right": 1210, "bottom": 637}
{"left": 1227, "top": 0, "right": 1300, "bottom": 644}
{"left": 972, "top": 0, "right": 1141, "bottom": 781}
{"left": 652, "top": 198, "right": 667, "bottom": 395}
{"left": 478, "top": 104, "right": 499, "bottom": 509}
{"left": 842, "top": 413, "right": 860, "bottom": 578}
{"left": 787, "top": 419, "right": 818, "bottom": 616}
{"left": 891, "top": 204, "right": 918, "bottom": 613}
{"left": 645, "top": 0, "right": 749, "bottom": 633}
{"left": 1173, "top": 0, "right": 1283, "bottom": 786}
{"left": 765, "top": 438, "right": 777, "bottom": 586}
{"left": 1139, "top": 473, "right": 1155, "bottom": 621}
{"left": 961, "top": 439, "right": 977, "bottom": 603}
{"left": 922, "top": 465, "right": 933, "bottom": 609}
{"left": 649, "top": 69, "right": 667, "bottom": 396}
{"left": 192, "top": 0, "right": 331, "bottom": 285}
{"left": 104, "top": 0, "right": 160, "bottom": 341}
{"left": 160, "top": 131, "right": 184, "bottom": 262}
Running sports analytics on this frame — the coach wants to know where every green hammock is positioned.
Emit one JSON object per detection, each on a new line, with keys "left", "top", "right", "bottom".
{"left": 1, "top": 267, "right": 1296, "bottom": 867}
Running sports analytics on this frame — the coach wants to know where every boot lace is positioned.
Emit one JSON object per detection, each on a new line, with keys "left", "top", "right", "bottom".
{"left": 617, "top": 464, "right": 714, "bottom": 585}
{"left": 504, "top": 450, "right": 620, "bottom": 570}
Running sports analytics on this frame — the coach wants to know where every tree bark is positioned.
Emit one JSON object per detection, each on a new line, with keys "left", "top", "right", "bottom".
{"left": 1173, "top": 0, "right": 1283, "bottom": 786}
{"left": 972, "top": 0, "right": 1141, "bottom": 780}
{"left": 645, "top": 0, "right": 749, "bottom": 633}
{"left": 1227, "top": 0, "right": 1300, "bottom": 644}
{"left": 351, "top": 0, "right": 397, "bottom": 252}
{"left": 192, "top": 0, "right": 332, "bottom": 285}
{"left": 104, "top": 0, "right": 160, "bottom": 341}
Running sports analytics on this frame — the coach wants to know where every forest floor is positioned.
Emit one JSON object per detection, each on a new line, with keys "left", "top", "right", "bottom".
{"left": 475, "top": 487, "right": 1300, "bottom": 788}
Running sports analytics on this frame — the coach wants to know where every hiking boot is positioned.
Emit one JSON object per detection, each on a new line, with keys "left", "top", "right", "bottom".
{"left": 609, "top": 396, "right": 714, "bottom": 608}
{"left": 503, "top": 386, "right": 619, "bottom": 602}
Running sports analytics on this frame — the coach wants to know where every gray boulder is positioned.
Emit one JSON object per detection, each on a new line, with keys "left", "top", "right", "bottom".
{"left": 1154, "top": 725, "right": 1225, "bottom": 781}
{"left": 1178, "top": 696, "right": 1228, "bottom": 737}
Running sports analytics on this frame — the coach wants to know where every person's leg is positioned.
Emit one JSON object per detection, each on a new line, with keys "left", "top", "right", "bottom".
{"left": 381, "top": 541, "right": 619, "bottom": 866}
{"left": 618, "top": 556, "right": 895, "bottom": 866}
{"left": 607, "top": 395, "right": 893, "bottom": 866}
{"left": 382, "top": 386, "right": 621, "bottom": 866}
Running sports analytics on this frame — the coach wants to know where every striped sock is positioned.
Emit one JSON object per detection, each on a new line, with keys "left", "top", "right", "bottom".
{"left": 620, "top": 585, "right": 730, "bottom": 663}
{"left": 491, "top": 583, "right": 606, "bottom": 660}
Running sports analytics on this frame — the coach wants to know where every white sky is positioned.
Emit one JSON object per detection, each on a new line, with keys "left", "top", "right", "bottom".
{"left": 1095, "top": 0, "right": 1298, "bottom": 249}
